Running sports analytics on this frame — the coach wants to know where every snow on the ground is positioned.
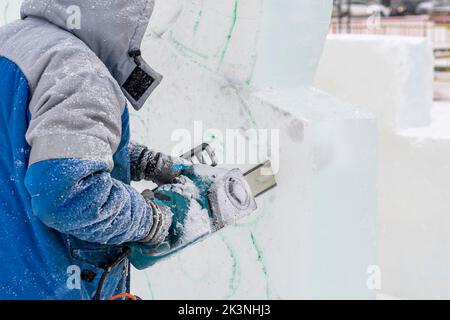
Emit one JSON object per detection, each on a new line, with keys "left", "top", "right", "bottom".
{"left": 376, "top": 293, "right": 404, "bottom": 300}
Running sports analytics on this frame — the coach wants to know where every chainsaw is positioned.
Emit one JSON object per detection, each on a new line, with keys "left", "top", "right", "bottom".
{"left": 128, "top": 143, "right": 277, "bottom": 270}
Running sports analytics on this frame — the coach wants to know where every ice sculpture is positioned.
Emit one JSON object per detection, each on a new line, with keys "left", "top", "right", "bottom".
{"left": 0, "top": 1, "right": 20, "bottom": 25}
{"left": 0, "top": 0, "right": 378, "bottom": 299}
{"left": 315, "top": 34, "right": 450, "bottom": 299}
{"left": 131, "top": 0, "right": 377, "bottom": 299}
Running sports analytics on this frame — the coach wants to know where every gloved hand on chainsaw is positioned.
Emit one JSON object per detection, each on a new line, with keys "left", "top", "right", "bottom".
{"left": 136, "top": 176, "right": 211, "bottom": 250}
{"left": 137, "top": 189, "right": 173, "bottom": 247}
{"left": 130, "top": 163, "right": 258, "bottom": 270}
{"left": 129, "top": 141, "right": 192, "bottom": 185}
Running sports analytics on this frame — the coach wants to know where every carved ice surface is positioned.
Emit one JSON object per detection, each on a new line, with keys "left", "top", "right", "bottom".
{"left": 130, "top": 0, "right": 376, "bottom": 299}
{"left": 0, "top": 0, "right": 378, "bottom": 299}
{"left": 315, "top": 35, "right": 450, "bottom": 299}
{"left": 315, "top": 35, "right": 434, "bottom": 132}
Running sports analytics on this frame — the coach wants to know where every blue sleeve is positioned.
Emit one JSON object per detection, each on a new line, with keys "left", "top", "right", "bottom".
{"left": 24, "top": 159, "right": 152, "bottom": 245}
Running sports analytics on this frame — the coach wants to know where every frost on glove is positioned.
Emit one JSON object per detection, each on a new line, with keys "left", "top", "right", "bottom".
{"left": 129, "top": 141, "right": 191, "bottom": 185}
{"left": 138, "top": 189, "right": 173, "bottom": 246}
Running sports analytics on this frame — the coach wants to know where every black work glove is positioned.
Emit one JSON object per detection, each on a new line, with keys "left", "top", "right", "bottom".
{"left": 129, "top": 141, "right": 191, "bottom": 185}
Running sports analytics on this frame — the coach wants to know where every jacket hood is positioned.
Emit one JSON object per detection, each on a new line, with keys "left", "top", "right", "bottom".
{"left": 21, "top": 0, "right": 162, "bottom": 110}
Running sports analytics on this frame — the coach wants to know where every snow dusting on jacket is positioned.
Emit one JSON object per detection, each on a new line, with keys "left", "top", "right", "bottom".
{"left": 0, "top": 0, "right": 162, "bottom": 299}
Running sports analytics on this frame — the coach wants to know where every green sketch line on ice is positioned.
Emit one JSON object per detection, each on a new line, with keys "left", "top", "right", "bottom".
{"left": 218, "top": 234, "right": 241, "bottom": 299}
{"left": 216, "top": 0, "right": 238, "bottom": 72}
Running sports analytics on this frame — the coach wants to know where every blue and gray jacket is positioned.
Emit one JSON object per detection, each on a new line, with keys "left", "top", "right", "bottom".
{"left": 0, "top": 0, "right": 163, "bottom": 299}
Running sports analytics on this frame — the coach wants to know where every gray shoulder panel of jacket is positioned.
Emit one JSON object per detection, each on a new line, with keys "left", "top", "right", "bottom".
{"left": 0, "top": 18, "right": 126, "bottom": 170}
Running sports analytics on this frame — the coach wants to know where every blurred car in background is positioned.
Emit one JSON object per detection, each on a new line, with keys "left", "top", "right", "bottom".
{"left": 333, "top": 0, "right": 391, "bottom": 17}
{"left": 390, "top": 0, "right": 429, "bottom": 15}
{"left": 416, "top": 0, "right": 450, "bottom": 14}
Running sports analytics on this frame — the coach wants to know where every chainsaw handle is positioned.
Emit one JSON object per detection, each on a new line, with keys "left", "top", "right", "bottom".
{"left": 180, "top": 143, "right": 218, "bottom": 167}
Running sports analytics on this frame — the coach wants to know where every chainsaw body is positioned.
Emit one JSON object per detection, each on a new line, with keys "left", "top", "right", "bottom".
{"left": 129, "top": 165, "right": 257, "bottom": 270}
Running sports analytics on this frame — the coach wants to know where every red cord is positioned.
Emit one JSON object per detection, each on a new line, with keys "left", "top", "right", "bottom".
{"left": 108, "top": 293, "right": 140, "bottom": 300}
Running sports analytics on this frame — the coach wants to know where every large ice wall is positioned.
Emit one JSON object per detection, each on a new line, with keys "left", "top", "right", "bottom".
{"left": 0, "top": 1, "right": 378, "bottom": 299}
{"left": 132, "top": 83, "right": 378, "bottom": 299}
{"left": 315, "top": 34, "right": 450, "bottom": 299}
{"left": 315, "top": 35, "right": 434, "bottom": 132}
{"left": 131, "top": 0, "right": 377, "bottom": 299}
